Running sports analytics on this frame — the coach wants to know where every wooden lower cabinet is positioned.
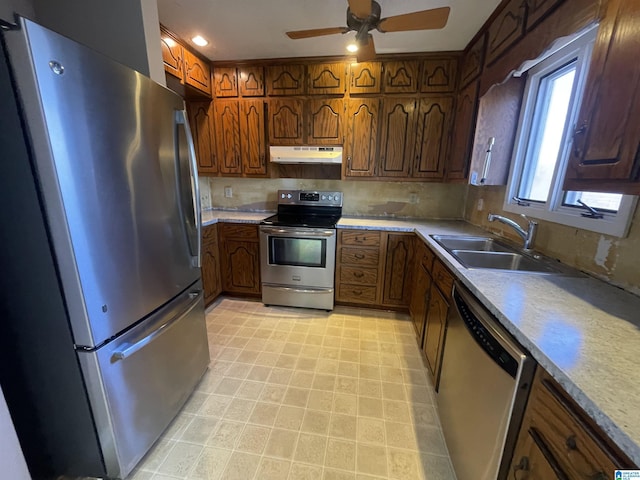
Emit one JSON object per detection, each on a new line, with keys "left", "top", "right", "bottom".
{"left": 201, "top": 225, "right": 221, "bottom": 305}
{"left": 423, "top": 282, "right": 449, "bottom": 382}
{"left": 409, "top": 241, "right": 431, "bottom": 342}
{"left": 219, "top": 224, "right": 261, "bottom": 296}
{"left": 508, "top": 369, "right": 636, "bottom": 479}
{"left": 336, "top": 230, "right": 414, "bottom": 309}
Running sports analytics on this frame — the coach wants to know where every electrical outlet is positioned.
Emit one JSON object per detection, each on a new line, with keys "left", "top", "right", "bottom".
{"left": 224, "top": 186, "right": 233, "bottom": 198}
{"left": 409, "top": 193, "right": 418, "bottom": 204}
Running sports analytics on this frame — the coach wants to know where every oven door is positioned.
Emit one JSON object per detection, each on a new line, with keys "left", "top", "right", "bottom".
{"left": 259, "top": 226, "right": 336, "bottom": 288}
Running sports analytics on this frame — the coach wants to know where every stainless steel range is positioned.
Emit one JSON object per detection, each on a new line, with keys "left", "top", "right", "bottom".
{"left": 260, "top": 190, "right": 342, "bottom": 311}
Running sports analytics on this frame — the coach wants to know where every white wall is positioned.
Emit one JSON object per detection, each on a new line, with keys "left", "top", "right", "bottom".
{"left": 0, "top": 386, "right": 31, "bottom": 480}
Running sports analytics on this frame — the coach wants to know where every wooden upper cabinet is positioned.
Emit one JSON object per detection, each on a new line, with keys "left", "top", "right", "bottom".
{"left": 382, "top": 233, "right": 414, "bottom": 307}
{"left": 526, "top": 0, "right": 564, "bottom": 31}
{"left": 350, "top": 62, "right": 382, "bottom": 94}
{"left": 238, "top": 66, "right": 265, "bottom": 96}
{"left": 240, "top": 100, "right": 267, "bottom": 176}
{"left": 268, "top": 98, "right": 304, "bottom": 145}
{"left": 447, "top": 79, "right": 480, "bottom": 181}
{"left": 413, "top": 96, "right": 454, "bottom": 180}
{"left": 307, "top": 63, "right": 346, "bottom": 95}
{"left": 187, "top": 101, "right": 217, "bottom": 175}
{"left": 421, "top": 57, "right": 458, "bottom": 93}
{"left": 213, "top": 100, "right": 242, "bottom": 175}
{"left": 383, "top": 61, "right": 419, "bottom": 93}
{"left": 266, "top": 64, "right": 305, "bottom": 95}
{"left": 213, "top": 67, "right": 238, "bottom": 97}
{"left": 307, "top": 98, "right": 344, "bottom": 145}
{"left": 486, "top": 0, "right": 526, "bottom": 65}
{"left": 459, "top": 33, "right": 486, "bottom": 89}
{"left": 563, "top": 0, "right": 640, "bottom": 195}
{"left": 160, "top": 29, "right": 183, "bottom": 80}
{"left": 378, "top": 98, "right": 416, "bottom": 177}
{"left": 183, "top": 49, "right": 212, "bottom": 96}
{"left": 344, "top": 98, "right": 380, "bottom": 178}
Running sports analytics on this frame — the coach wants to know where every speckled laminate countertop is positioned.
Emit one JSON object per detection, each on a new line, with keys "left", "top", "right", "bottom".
{"left": 202, "top": 210, "right": 640, "bottom": 465}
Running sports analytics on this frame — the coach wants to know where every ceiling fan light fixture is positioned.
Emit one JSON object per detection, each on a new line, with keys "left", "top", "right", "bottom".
{"left": 346, "top": 43, "right": 359, "bottom": 52}
{"left": 191, "top": 35, "right": 208, "bottom": 47}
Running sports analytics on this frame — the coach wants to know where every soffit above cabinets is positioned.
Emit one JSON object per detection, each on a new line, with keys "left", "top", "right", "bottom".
{"left": 157, "top": 0, "right": 501, "bottom": 61}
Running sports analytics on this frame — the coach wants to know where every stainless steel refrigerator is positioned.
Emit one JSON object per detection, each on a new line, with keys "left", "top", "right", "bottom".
{"left": 0, "top": 16, "right": 210, "bottom": 479}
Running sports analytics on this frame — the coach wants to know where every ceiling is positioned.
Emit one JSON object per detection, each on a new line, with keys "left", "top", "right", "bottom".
{"left": 156, "top": 0, "right": 501, "bottom": 62}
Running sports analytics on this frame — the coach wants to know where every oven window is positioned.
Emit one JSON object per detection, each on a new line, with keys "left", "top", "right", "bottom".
{"left": 269, "top": 237, "right": 326, "bottom": 268}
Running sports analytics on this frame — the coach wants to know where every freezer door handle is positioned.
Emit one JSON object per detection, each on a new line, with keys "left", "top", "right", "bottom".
{"left": 175, "top": 110, "right": 202, "bottom": 268}
{"left": 111, "top": 291, "right": 202, "bottom": 361}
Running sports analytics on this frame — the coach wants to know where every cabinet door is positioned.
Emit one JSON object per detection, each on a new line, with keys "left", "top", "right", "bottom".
{"left": 378, "top": 98, "right": 416, "bottom": 177}
{"left": 214, "top": 101, "right": 242, "bottom": 175}
{"left": 508, "top": 428, "right": 566, "bottom": 480}
{"left": 423, "top": 283, "right": 448, "bottom": 382}
{"left": 240, "top": 100, "right": 267, "bottom": 176}
{"left": 413, "top": 96, "right": 454, "bottom": 180}
{"left": 307, "top": 98, "right": 344, "bottom": 145}
{"left": 160, "top": 30, "right": 183, "bottom": 80}
{"left": 183, "top": 49, "right": 212, "bottom": 96}
{"left": 459, "top": 33, "right": 486, "bottom": 89}
{"left": 266, "top": 64, "right": 305, "bottom": 95}
{"left": 563, "top": 0, "right": 640, "bottom": 195}
{"left": 202, "top": 227, "right": 221, "bottom": 306}
{"left": 382, "top": 233, "right": 414, "bottom": 307}
{"left": 349, "top": 62, "right": 382, "bottom": 94}
{"left": 421, "top": 57, "right": 458, "bottom": 93}
{"left": 526, "top": 0, "right": 564, "bottom": 31}
{"left": 268, "top": 99, "right": 305, "bottom": 145}
{"left": 187, "top": 101, "right": 217, "bottom": 174}
{"left": 239, "top": 66, "right": 265, "bottom": 96}
{"left": 486, "top": 0, "right": 526, "bottom": 65}
{"left": 308, "top": 63, "right": 346, "bottom": 95}
{"left": 409, "top": 242, "right": 431, "bottom": 342}
{"left": 344, "top": 98, "right": 380, "bottom": 177}
{"left": 383, "top": 61, "right": 419, "bottom": 93}
{"left": 213, "top": 67, "right": 238, "bottom": 97}
{"left": 447, "top": 79, "right": 479, "bottom": 181}
{"left": 221, "top": 239, "right": 261, "bottom": 295}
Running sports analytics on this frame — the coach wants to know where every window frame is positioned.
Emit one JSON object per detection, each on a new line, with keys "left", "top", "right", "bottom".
{"left": 503, "top": 27, "right": 637, "bottom": 238}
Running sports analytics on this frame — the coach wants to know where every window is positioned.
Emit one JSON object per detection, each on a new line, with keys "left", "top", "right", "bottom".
{"left": 504, "top": 27, "right": 636, "bottom": 237}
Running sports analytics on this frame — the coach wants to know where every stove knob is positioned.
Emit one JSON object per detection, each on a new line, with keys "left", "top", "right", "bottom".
{"left": 287, "top": 193, "right": 292, "bottom": 199}
{"left": 321, "top": 195, "right": 326, "bottom": 200}
{"left": 281, "top": 193, "right": 285, "bottom": 199}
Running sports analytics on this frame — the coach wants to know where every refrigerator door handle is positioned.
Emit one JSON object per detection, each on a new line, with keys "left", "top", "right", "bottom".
{"left": 175, "top": 109, "right": 202, "bottom": 268}
{"left": 111, "top": 290, "right": 202, "bottom": 361}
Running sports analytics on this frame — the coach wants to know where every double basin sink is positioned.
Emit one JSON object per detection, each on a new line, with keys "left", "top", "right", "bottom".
{"left": 431, "top": 235, "right": 570, "bottom": 275}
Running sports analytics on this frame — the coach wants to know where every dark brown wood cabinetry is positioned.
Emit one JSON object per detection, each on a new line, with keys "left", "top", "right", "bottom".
{"left": 378, "top": 98, "right": 417, "bottom": 177}
{"left": 307, "top": 98, "right": 344, "bottom": 145}
{"left": 413, "top": 97, "right": 454, "bottom": 180}
{"left": 383, "top": 61, "right": 420, "bottom": 93}
{"left": 563, "top": 0, "right": 640, "bottom": 195}
{"left": 219, "top": 224, "right": 261, "bottom": 296}
{"left": 183, "top": 49, "right": 212, "bottom": 96}
{"left": 447, "top": 79, "right": 479, "bottom": 181}
{"left": 381, "top": 233, "right": 414, "bottom": 307}
{"left": 160, "top": 29, "right": 183, "bottom": 80}
{"left": 202, "top": 225, "right": 222, "bottom": 305}
{"left": 486, "top": 0, "right": 526, "bottom": 65}
{"left": 213, "top": 100, "right": 242, "bottom": 175}
{"left": 307, "top": 63, "right": 347, "bottom": 95}
{"left": 239, "top": 67, "right": 265, "bottom": 97}
{"left": 508, "top": 368, "right": 636, "bottom": 479}
{"left": 187, "top": 102, "right": 217, "bottom": 174}
{"left": 421, "top": 57, "right": 458, "bottom": 93}
{"left": 213, "top": 67, "right": 238, "bottom": 97}
{"left": 266, "top": 64, "right": 305, "bottom": 96}
{"left": 268, "top": 98, "right": 305, "bottom": 145}
{"left": 344, "top": 98, "right": 380, "bottom": 177}
{"left": 526, "top": 0, "right": 565, "bottom": 31}
{"left": 459, "top": 33, "right": 486, "bottom": 90}
{"left": 349, "top": 62, "right": 382, "bottom": 94}
{"left": 160, "top": 25, "right": 211, "bottom": 98}
{"left": 239, "top": 100, "right": 268, "bottom": 176}
{"left": 409, "top": 240, "right": 433, "bottom": 341}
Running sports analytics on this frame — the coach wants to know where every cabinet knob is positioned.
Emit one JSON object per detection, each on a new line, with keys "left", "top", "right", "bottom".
{"left": 353, "top": 272, "right": 364, "bottom": 278}
{"left": 565, "top": 434, "right": 577, "bottom": 450}
{"left": 353, "top": 290, "right": 362, "bottom": 295}
{"left": 354, "top": 253, "right": 365, "bottom": 259}
{"left": 512, "top": 456, "right": 529, "bottom": 479}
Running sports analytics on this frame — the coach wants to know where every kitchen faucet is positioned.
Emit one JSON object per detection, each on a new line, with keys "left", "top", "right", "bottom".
{"left": 487, "top": 213, "right": 538, "bottom": 250}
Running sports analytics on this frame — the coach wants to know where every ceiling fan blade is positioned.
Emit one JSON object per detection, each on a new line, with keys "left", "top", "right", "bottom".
{"left": 377, "top": 6, "right": 450, "bottom": 32}
{"left": 357, "top": 34, "right": 376, "bottom": 62}
{"left": 348, "top": 0, "right": 372, "bottom": 19}
{"left": 286, "top": 27, "right": 350, "bottom": 39}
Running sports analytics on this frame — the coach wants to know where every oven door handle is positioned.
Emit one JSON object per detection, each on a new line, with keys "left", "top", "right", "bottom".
{"left": 260, "top": 227, "right": 335, "bottom": 237}
{"left": 266, "top": 286, "right": 335, "bottom": 294}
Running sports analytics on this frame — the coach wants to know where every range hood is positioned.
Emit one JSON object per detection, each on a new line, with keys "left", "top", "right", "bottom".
{"left": 270, "top": 146, "right": 343, "bottom": 164}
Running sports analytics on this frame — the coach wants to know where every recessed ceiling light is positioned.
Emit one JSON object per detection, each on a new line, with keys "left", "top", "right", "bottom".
{"left": 346, "top": 43, "right": 358, "bottom": 53}
{"left": 192, "top": 35, "right": 208, "bottom": 47}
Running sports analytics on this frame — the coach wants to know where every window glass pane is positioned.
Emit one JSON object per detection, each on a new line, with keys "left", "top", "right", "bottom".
{"left": 518, "top": 63, "right": 576, "bottom": 202}
{"left": 563, "top": 191, "right": 623, "bottom": 212}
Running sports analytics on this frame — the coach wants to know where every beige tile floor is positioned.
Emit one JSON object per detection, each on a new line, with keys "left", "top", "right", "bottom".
{"left": 130, "top": 298, "right": 456, "bottom": 480}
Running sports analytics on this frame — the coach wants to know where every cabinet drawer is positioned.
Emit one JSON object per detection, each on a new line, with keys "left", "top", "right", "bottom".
{"left": 419, "top": 244, "right": 435, "bottom": 272}
{"left": 337, "top": 284, "right": 377, "bottom": 304}
{"left": 339, "top": 266, "right": 378, "bottom": 286}
{"left": 202, "top": 225, "right": 218, "bottom": 245}
{"left": 432, "top": 259, "right": 454, "bottom": 298}
{"left": 340, "top": 247, "right": 379, "bottom": 266}
{"left": 340, "top": 230, "right": 381, "bottom": 246}
{"left": 219, "top": 223, "right": 259, "bottom": 241}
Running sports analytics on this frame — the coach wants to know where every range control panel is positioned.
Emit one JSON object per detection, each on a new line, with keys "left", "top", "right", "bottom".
{"left": 277, "top": 190, "right": 343, "bottom": 207}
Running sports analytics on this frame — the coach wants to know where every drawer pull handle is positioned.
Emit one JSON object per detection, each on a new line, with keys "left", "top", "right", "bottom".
{"left": 512, "top": 456, "right": 529, "bottom": 479}
{"left": 353, "top": 290, "right": 362, "bottom": 295}
{"left": 355, "top": 236, "right": 366, "bottom": 242}
{"left": 354, "top": 254, "right": 365, "bottom": 259}
{"left": 353, "top": 272, "right": 364, "bottom": 278}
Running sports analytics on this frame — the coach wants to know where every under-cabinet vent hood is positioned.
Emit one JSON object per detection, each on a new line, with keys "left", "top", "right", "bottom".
{"left": 269, "top": 146, "right": 343, "bottom": 164}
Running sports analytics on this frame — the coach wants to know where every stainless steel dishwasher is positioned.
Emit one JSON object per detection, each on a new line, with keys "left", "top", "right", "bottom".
{"left": 437, "top": 283, "right": 535, "bottom": 480}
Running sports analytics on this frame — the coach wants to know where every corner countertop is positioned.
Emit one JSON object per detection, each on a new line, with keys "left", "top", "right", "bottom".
{"left": 202, "top": 210, "right": 640, "bottom": 464}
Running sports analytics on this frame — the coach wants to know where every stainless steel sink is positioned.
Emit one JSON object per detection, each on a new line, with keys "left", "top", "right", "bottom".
{"left": 451, "top": 251, "right": 561, "bottom": 273}
{"left": 431, "top": 235, "right": 514, "bottom": 253}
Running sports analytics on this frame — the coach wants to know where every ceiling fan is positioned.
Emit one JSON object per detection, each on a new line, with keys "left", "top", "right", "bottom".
{"left": 286, "top": 0, "right": 451, "bottom": 62}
